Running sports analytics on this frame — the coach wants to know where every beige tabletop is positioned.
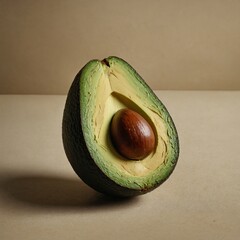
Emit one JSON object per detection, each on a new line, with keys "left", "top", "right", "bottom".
{"left": 0, "top": 91, "right": 239, "bottom": 240}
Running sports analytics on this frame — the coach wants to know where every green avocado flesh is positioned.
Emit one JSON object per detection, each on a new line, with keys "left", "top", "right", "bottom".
{"left": 62, "top": 56, "right": 179, "bottom": 197}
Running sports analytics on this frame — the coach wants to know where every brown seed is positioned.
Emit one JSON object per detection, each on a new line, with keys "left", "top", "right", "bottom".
{"left": 110, "top": 108, "right": 155, "bottom": 160}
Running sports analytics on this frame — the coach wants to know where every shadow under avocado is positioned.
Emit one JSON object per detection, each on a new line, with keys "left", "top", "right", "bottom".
{"left": 0, "top": 172, "right": 139, "bottom": 211}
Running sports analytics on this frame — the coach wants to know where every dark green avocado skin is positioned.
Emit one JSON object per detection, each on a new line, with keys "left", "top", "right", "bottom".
{"left": 62, "top": 66, "right": 147, "bottom": 197}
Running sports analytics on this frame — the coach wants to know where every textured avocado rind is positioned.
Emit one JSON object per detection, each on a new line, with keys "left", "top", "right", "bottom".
{"left": 62, "top": 57, "right": 179, "bottom": 197}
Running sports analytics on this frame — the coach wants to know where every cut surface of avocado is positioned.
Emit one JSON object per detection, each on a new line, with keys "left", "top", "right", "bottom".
{"left": 78, "top": 57, "right": 179, "bottom": 191}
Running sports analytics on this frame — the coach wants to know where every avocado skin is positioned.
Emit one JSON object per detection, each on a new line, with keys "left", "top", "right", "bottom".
{"left": 62, "top": 57, "right": 179, "bottom": 197}
{"left": 62, "top": 63, "right": 144, "bottom": 197}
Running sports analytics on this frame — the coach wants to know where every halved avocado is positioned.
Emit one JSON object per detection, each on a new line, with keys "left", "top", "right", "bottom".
{"left": 62, "top": 56, "right": 179, "bottom": 197}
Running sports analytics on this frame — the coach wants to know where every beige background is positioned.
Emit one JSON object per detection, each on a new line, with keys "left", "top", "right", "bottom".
{"left": 1, "top": 92, "right": 240, "bottom": 239}
{"left": 1, "top": 0, "right": 240, "bottom": 94}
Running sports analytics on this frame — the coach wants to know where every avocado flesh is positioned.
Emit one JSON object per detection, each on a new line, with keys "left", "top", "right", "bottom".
{"left": 62, "top": 56, "right": 179, "bottom": 196}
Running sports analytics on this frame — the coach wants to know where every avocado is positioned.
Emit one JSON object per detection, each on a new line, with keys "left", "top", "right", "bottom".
{"left": 62, "top": 56, "right": 179, "bottom": 197}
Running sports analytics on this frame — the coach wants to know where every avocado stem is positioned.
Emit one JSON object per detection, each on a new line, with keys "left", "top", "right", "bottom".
{"left": 101, "top": 58, "right": 110, "bottom": 67}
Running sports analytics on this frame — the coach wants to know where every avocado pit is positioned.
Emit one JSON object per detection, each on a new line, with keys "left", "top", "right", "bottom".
{"left": 110, "top": 108, "right": 156, "bottom": 160}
